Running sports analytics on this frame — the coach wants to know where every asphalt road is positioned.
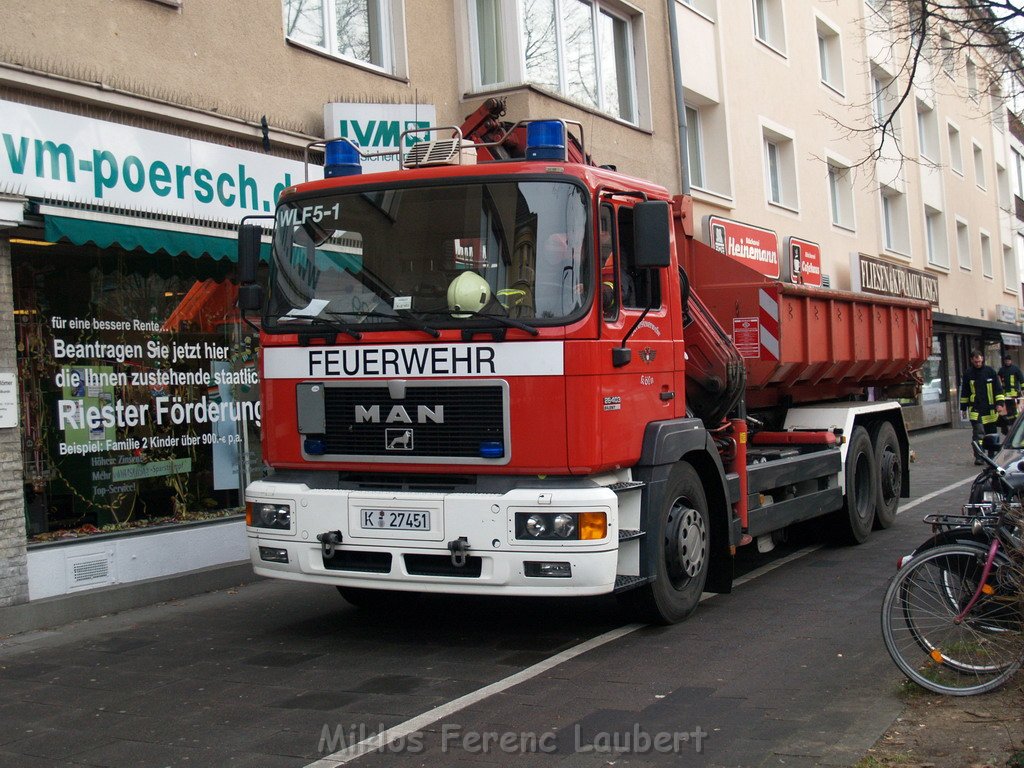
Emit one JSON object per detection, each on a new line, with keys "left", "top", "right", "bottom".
{"left": 0, "top": 427, "right": 982, "bottom": 768}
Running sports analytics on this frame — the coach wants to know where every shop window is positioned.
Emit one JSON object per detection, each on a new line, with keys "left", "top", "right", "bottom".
{"left": 16, "top": 243, "right": 261, "bottom": 542}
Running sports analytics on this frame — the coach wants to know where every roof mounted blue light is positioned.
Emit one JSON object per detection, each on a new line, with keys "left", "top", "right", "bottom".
{"left": 324, "top": 139, "right": 362, "bottom": 178}
{"left": 525, "top": 120, "right": 566, "bottom": 161}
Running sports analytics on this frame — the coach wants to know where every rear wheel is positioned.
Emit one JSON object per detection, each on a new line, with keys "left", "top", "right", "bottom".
{"left": 622, "top": 463, "right": 710, "bottom": 625}
{"left": 870, "top": 421, "right": 901, "bottom": 529}
{"left": 834, "top": 426, "right": 877, "bottom": 544}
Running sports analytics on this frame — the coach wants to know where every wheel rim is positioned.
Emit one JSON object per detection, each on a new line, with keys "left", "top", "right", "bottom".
{"left": 880, "top": 445, "right": 901, "bottom": 501}
{"left": 664, "top": 499, "right": 707, "bottom": 589}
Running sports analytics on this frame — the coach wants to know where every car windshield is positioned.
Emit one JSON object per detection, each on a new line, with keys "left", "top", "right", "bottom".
{"left": 267, "top": 180, "right": 591, "bottom": 330}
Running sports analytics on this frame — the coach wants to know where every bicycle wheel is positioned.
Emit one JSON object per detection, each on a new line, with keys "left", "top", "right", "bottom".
{"left": 881, "top": 544, "right": 1023, "bottom": 695}
{"left": 901, "top": 545, "right": 1022, "bottom": 675}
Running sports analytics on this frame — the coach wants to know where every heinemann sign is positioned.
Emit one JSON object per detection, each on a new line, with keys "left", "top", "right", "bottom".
{"left": 850, "top": 253, "right": 939, "bottom": 306}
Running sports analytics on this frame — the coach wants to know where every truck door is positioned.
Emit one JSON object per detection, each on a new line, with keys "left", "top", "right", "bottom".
{"left": 590, "top": 200, "right": 677, "bottom": 468}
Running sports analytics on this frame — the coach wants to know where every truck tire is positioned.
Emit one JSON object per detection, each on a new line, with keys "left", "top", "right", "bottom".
{"left": 622, "top": 462, "right": 710, "bottom": 625}
{"left": 870, "top": 420, "right": 901, "bottom": 529}
{"left": 834, "top": 426, "right": 878, "bottom": 544}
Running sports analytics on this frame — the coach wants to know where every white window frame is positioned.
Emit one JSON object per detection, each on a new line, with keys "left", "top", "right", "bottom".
{"left": 1003, "top": 242, "right": 1019, "bottom": 292}
{"left": 939, "top": 31, "right": 955, "bottom": 78}
{"left": 947, "top": 122, "right": 963, "bottom": 175}
{"left": 282, "top": 0, "right": 404, "bottom": 76}
{"left": 880, "top": 185, "right": 910, "bottom": 256}
{"left": 956, "top": 217, "right": 971, "bottom": 270}
{"left": 872, "top": 70, "right": 901, "bottom": 135}
{"left": 684, "top": 93, "right": 732, "bottom": 201}
{"left": 980, "top": 230, "right": 993, "bottom": 278}
{"left": 966, "top": 57, "right": 979, "bottom": 101}
{"left": 762, "top": 122, "right": 798, "bottom": 211}
{"left": 973, "top": 141, "right": 987, "bottom": 190}
{"left": 685, "top": 104, "right": 705, "bottom": 190}
{"left": 816, "top": 14, "right": 844, "bottom": 95}
{"left": 827, "top": 155, "right": 856, "bottom": 232}
{"left": 916, "top": 100, "right": 939, "bottom": 162}
{"left": 467, "top": 0, "right": 644, "bottom": 126}
{"left": 924, "top": 206, "right": 948, "bottom": 268}
{"left": 752, "top": 0, "right": 786, "bottom": 55}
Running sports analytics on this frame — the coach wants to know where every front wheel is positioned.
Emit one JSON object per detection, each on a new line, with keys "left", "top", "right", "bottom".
{"left": 880, "top": 544, "right": 1023, "bottom": 696}
{"left": 622, "top": 463, "right": 710, "bottom": 625}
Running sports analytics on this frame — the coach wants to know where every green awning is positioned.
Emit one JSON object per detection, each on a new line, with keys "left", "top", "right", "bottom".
{"left": 44, "top": 215, "right": 271, "bottom": 262}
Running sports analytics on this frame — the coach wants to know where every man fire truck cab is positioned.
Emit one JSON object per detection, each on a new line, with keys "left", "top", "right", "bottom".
{"left": 236, "top": 99, "right": 930, "bottom": 624}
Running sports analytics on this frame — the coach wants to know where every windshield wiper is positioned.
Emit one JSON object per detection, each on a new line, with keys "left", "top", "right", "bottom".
{"left": 323, "top": 310, "right": 441, "bottom": 339}
{"left": 419, "top": 309, "right": 540, "bottom": 336}
{"left": 273, "top": 315, "right": 363, "bottom": 340}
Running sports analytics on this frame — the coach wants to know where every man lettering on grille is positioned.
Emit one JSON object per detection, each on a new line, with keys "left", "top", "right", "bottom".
{"left": 960, "top": 350, "right": 1006, "bottom": 463}
{"left": 997, "top": 353, "right": 1023, "bottom": 435}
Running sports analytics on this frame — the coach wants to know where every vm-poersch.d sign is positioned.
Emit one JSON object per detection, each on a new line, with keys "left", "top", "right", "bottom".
{"left": 850, "top": 253, "right": 939, "bottom": 305}
{"left": 0, "top": 100, "right": 319, "bottom": 223}
{"left": 785, "top": 237, "right": 822, "bottom": 287}
{"left": 704, "top": 216, "right": 780, "bottom": 279}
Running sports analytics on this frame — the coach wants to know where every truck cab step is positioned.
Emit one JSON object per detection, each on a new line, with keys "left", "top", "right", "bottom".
{"left": 605, "top": 480, "right": 646, "bottom": 493}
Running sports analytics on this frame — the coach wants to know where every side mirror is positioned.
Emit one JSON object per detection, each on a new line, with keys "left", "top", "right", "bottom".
{"left": 237, "top": 224, "right": 262, "bottom": 284}
{"left": 237, "top": 284, "right": 264, "bottom": 312}
{"left": 633, "top": 201, "right": 671, "bottom": 269}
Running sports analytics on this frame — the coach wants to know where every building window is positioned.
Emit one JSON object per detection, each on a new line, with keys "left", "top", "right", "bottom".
{"left": 948, "top": 123, "right": 963, "bottom": 175}
{"left": 939, "top": 31, "right": 955, "bottom": 77}
{"left": 872, "top": 70, "right": 901, "bottom": 134}
{"left": 684, "top": 96, "right": 731, "bottom": 199}
{"left": 685, "top": 104, "right": 705, "bottom": 189}
{"left": 980, "top": 232, "right": 993, "bottom": 277}
{"left": 997, "top": 165, "right": 1011, "bottom": 210}
{"left": 966, "top": 58, "right": 978, "bottom": 100}
{"left": 474, "top": 0, "right": 507, "bottom": 85}
{"left": 816, "top": 16, "right": 843, "bottom": 93}
{"left": 1013, "top": 149, "right": 1024, "bottom": 199}
{"left": 956, "top": 219, "right": 971, "bottom": 270}
{"left": 1004, "top": 243, "right": 1019, "bottom": 292}
{"left": 916, "top": 100, "right": 939, "bottom": 162}
{"left": 753, "top": 0, "right": 786, "bottom": 54}
{"left": 283, "top": 0, "right": 400, "bottom": 74}
{"left": 763, "top": 125, "right": 797, "bottom": 210}
{"left": 880, "top": 185, "right": 909, "bottom": 255}
{"left": 828, "top": 159, "right": 855, "bottom": 231}
{"left": 925, "top": 206, "right": 948, "bottom": 268}
{"left": 973, "top": 142, "right": 986, "bottom": 189}
{"left": 680, "top": 0, "right": 715, "bottom": 18}
{"left": 470, "top": 0, "right": 640, "bottom": 124}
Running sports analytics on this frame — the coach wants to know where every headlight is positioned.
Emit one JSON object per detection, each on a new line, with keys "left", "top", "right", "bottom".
{"left": 515, "top": 512, "right": 606, "bottom": 541}
{"left": 247, "top": 502, "right": 292, "bottom": 530}
{"left": 552, "top": 514, "right": 576, "bottom": 538}
{"left": 524, "top": 514, "right": 548, "bottom": 537}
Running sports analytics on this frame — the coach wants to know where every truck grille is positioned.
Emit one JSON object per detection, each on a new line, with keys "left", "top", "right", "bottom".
{"left": 321, "top": 383, "right": 507, "bottom": 461}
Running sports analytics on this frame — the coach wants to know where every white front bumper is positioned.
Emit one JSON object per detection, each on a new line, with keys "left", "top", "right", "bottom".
{"left": 246, "top": 479, "right": 621, "bottom": 597}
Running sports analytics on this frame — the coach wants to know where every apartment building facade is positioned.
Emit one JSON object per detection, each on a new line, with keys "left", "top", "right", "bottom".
{"left": 0, "top": 0, "right": 1017, "bottom": 610}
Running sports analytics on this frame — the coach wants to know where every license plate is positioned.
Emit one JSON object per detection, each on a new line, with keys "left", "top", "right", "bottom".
{"left": 360, "top": 509, "right": 430, "bottom": 531}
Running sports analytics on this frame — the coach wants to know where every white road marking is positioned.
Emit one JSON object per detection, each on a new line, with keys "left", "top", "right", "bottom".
{"left": 306, "top": 472, "right": 978, "bottom": 766}
{"left": 897, "top": 474, "right": 975, "bottom": 514}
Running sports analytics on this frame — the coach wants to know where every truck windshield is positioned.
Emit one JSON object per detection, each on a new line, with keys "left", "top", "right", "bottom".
{"left": 267, "top": 180, "right": 591, "bottom": 330}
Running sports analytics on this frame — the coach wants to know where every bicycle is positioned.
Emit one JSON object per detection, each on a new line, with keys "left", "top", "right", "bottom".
{"left": 880, "top": 445, "right": 1024, "bottom": 696}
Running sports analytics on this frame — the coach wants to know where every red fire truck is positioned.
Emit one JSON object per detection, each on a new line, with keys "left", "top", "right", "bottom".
{"left": 236, "top": 99, "right": 931, "bottom": 624}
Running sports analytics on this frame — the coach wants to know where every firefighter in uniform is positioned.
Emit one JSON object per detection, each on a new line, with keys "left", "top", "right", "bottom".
{"left": 960, "top": 350, "right": 1006, "bottom": 462}
{"left": 998, "top": 353, "right": 1023, "bottom": 434}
